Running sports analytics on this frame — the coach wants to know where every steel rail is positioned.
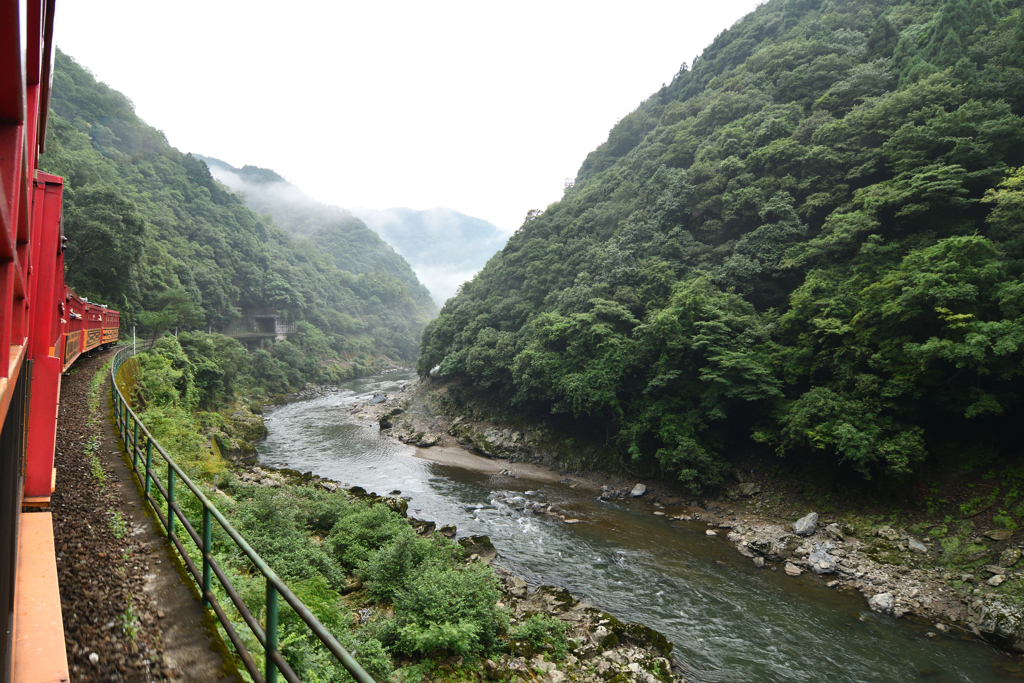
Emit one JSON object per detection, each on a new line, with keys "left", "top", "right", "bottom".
{"left": 111, "top": 347, "right": 375, "bottom": 683}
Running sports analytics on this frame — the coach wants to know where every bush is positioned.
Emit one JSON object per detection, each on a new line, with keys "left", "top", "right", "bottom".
{"left": 327, "top": 503, "right": 415, "bottom": 570}
{"left": 231, "top": 486, "right": 346, "bottom": 588}
{"left": 392, "top": 560, "right": 506, "bottom": 656}
{"left": 361, "top": 529, "right": 463, "bottom": 603}
{"left": 511, "top": 614, "right": 569, "bottom": 660}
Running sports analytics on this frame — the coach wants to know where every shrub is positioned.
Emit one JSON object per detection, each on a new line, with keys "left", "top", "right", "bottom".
{"left": 510, "top": 614, "right": 569, "bottom": 660}
{"left": 361, "top": 530, "right": 463, "bottom": 603}
{"left": 392, "top": 560, "right": 506, "bottom": 656}
{"left": 327, "top": 503, "right": 415, "bottom": 570}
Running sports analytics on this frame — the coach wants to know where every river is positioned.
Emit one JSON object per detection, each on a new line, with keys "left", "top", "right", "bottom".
{"left": 256, "top": 372, "right": 1022, "bottom": 682}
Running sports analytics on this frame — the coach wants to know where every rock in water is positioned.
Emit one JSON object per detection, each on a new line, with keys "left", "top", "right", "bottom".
{"left": 630, "top": 483, "right": 647, "bottom": 498}
{"left": 792, "top": 512, "right": 819, "bottom": 537}
{"left": 869, "top": 592, "right": 894, "bottom": 614}
{"left": 999, "top": 548, "right": 1022, "bottom": 568}
{"left": 705, "top": 529, "right": 718, "bottom": 537}
{"left": 753, "top": 556, "right": 765, "bottom": 568}
{"left": 784, "top": 562, "right": 803, "bottom": 576}
{"left": 808, "top": 547, "right": 837, "bottom": 575}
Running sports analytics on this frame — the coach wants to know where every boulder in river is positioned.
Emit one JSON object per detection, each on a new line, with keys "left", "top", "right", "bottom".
{"left": 869, "top": 592, "right": 894, "bottom": 614}
{"left": 808, "top": 547, "right": 837, "bottom": 575}
{"left": 630, "top": 483, "right": 647, "bottom": 498}
{"left": 967, "top": 597, "right": 1024, "bottom": 650}
{"left": 792, "top": 512, "right": 819, "bottom": 537}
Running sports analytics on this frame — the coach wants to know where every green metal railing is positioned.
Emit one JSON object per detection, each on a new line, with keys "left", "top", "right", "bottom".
{"left": 111, "top": 346, "right": 375, "bottom": 683}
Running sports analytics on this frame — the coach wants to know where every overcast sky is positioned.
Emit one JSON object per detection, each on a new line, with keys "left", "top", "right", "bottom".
{"left": 55, "top": 0, "right": 763, "bottom": 232}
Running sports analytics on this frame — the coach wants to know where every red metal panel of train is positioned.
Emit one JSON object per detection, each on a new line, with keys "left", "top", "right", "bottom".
{"left": 0, "top": 1, "right": 121, "bottom": 679}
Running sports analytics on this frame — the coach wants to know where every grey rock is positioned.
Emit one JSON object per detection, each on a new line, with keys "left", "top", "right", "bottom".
{"left": 808, "top": 547, "right": 838, "bottom": 575}
{"left": 967, "top": 597, "right": 1024, "bottom": 649}
{"left": 506, "top": 576, "right": 528, "bottom": 598}
{"left": 985, "top": 529, "right": 1013, "bottom": 541}
{"left": 869, "top": 592, "right": 894, "bottom": 614}
{"left": 908, "top": 537, "right": 928, "bottom": 554}
{"left": 784, "top": 562, "right": 803, "bottom": 576}
{"left": 753, "top": 556, "right": 765, "bottom": 568}
{"left": 876, "top": 526, "right": 900, "bottom": 542}
{"left": 999, "top": 548, "right": 1022, "bottom": 568}
{"left": 737, "top": 481, "right": 761, "bottom": 497}
{"left": 416, "top": 433, "right": 441, "bottom": 447}
{"left": 824, "top": 523, "right": 845, "bottom": 542}
{"left": 988, "top": 574, "right": 1008, "bottom": 587}
{"left": 630, "top": 483, "right": 647, "bottom": 498}
{"left": 792, "top": 512, "right": 819, "bottom": 537}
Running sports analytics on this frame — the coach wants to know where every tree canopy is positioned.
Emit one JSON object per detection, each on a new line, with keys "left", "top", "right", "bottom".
{"left": 419, "top": 0, "right": 1024, "bottom": 490}
{"left": 42, "top": 50, "right": 436, "bottom": 366}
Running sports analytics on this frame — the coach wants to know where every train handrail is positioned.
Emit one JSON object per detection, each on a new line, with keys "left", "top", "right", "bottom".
{"left": 110, "top": 346, "right": 376, "bottom": 683}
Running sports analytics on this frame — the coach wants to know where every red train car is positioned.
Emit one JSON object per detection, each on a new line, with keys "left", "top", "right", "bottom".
{"left": 1, "top": 1, "right": 120, "bottom": 680}
{"left": 62, "top": 290, "right": 120, "bottom": 371}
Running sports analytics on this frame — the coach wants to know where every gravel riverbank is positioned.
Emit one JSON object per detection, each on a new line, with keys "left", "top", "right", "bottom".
{"left": 348, "top": 375, "right": 1024, "bottom": 657}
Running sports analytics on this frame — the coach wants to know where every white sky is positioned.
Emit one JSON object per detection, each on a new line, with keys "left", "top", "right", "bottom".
{"left": 55, "top": 0, "right": 763, "bottom": 233}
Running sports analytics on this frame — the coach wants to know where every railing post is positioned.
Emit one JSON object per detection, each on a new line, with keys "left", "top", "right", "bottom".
{"left": 266, "top": 582, "right": 279, "bottom": 683}
{"left": 202, "top": 507, "right": 212, "bottom": 607}
{"left": 122, "top": 408, "right": 129, "bottom": 453}
{"left": 132, "top": 421, "right": 139, "bottom": 470}
{"left": 144, "top": 439, "right": 153, "bottom": 498}
{"left": 167, "top": 467, "right": 176, "bottom": 538}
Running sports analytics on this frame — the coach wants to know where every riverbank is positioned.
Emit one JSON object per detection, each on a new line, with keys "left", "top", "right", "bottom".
{"left": 230, "top": 464, "right": 686, "bottom": 683}
{"left": 355, "top": 375, "right": 1024, "bottom": 657}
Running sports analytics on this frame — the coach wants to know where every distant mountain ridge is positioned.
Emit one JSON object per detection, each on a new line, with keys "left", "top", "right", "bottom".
{"left": 199, "top": 156, "right": 507, "bottom": 305}
{"left": 196, "top": 156, "right": 434, "bottom": 300}
{"left": 351, "top": 208, "right": 508, "bottom": 306}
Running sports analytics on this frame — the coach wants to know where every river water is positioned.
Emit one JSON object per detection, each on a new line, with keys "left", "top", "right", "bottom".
{"left": 256, "top": 372, "right": 1022, "bottom": 682}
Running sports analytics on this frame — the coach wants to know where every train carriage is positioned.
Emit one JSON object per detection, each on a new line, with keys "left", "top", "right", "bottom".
{"left": 0, "top": 1, "right": 121, "bottom": 680}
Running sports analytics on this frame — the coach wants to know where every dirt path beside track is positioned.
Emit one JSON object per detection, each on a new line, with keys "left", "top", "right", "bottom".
{"left": 52, "top": 350, "right": 236, "bottom": 682}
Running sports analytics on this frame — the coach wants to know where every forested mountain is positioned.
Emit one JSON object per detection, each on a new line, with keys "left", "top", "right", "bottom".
{"left": 352, "top": 208, "right": 508, "bottom": 306}
{"left": 196, "top": 157, "right": 436, "bottom": 308}
{"left": 419, "top": 0, "right": 1024, "bottom": 490}
{"left": 200, "top": 157, "right": 506, "bottom": 306}
{"left": 41, "top": 50, "right": 435, "bottom": 365}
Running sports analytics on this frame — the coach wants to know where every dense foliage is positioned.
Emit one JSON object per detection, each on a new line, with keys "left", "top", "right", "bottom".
{"left": 41, "top": 50, "right": 435, "bottom": 365}
{"left": 420, "top": 0, "right": 1024, "bottom": 489}
{"left": 131, "top": 352, "right": 511, "bottom": 681}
